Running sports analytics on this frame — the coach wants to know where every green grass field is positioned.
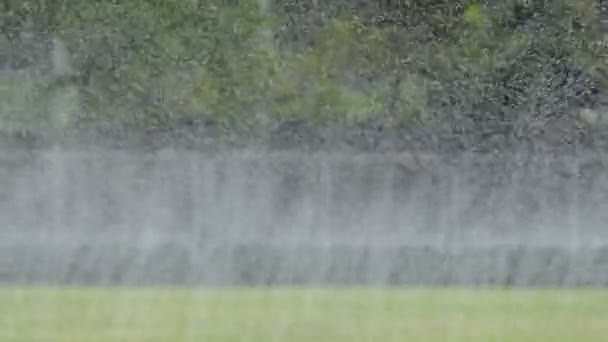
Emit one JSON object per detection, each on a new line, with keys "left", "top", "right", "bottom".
{"left": 0, "top": 287, "right": 607, "bottom": 341}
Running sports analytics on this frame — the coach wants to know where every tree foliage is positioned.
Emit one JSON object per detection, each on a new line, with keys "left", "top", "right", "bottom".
{"left": 2, "top": 0, "right": 608, "bottom": 151}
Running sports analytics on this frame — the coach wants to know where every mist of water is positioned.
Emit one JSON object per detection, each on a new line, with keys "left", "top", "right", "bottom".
{"left": 1, "top": 146, "right": 607, "bottom": 286}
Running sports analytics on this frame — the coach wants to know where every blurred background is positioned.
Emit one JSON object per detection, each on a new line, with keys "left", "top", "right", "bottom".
{"left": 3, "top": 0, "right": 608, "bottom": 152}
{"left": 2, "top": 0, "right": 608, "bottom": 287}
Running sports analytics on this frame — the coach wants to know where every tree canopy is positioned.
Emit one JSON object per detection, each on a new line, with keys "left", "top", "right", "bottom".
{"left": 2, "top": 0, "right": 608, "bottom": 152}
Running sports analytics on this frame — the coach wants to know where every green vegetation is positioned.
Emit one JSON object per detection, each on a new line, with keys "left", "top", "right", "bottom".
{"left": 0, "top": 287, "right": 606, "bottom": 341}
{"left": 2, "top": 0, "right": 608, "bottom": 149}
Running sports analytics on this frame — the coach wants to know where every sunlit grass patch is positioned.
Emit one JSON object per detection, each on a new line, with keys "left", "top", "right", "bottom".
{"left": 0, "top": 287, "right": 606, "bottom": 341}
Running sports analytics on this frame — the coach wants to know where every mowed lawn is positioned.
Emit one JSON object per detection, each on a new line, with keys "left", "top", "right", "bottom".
{"left": 0, "top": 287, "right": 607, "bottom": 341}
